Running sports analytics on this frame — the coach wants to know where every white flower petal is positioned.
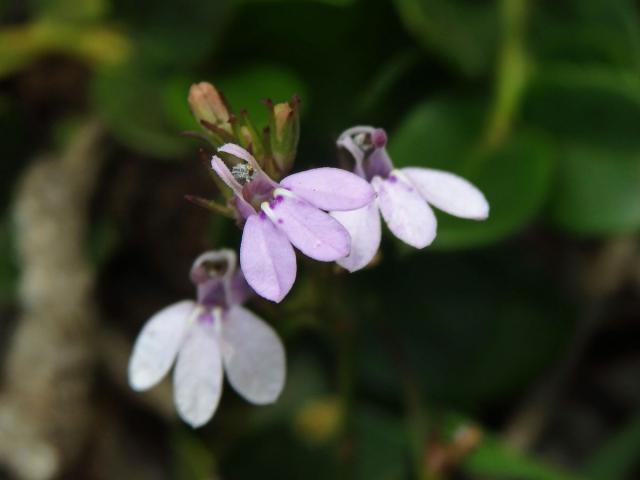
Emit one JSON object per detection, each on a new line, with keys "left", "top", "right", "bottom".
{"left": 173, "top": 322, "right": 224, "bottom": 428}
{"left": 373, "top": 173, "right": 437, "bottom": 248}
{"left": 402, "top": 167, "right": 489, "bottom": 220}
{"left": 330, "top": 201, "right": 381, "bottom": 272}
{"left": 128, "top": 300, "right": 195, "bottom": 391}
{"left": 220, "top": 305, "right": 286, "bottom": 405}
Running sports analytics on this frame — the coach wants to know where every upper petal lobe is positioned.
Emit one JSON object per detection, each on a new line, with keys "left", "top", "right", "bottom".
{"left": 280, "top": 167, "right": 374, "bottom": 211}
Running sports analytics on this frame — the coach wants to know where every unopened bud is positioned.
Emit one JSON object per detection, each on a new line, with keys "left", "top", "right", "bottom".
{"left": 268, "top": 96, "right": 300, "bottom": 177}
{"left": 188, "top": 82, "right": 232, "bottom": 133}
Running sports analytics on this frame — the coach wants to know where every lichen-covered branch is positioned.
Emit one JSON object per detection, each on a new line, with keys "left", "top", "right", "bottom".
{"left": 0, "top": 119, "right": 104, "bottom": 480}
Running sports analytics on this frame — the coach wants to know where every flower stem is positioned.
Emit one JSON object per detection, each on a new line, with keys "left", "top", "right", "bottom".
{"left": 483, "top": 0, "right": 530, "bottom": 149}
{"left": 331, "top": 274, "right": 356, "bottom": 479}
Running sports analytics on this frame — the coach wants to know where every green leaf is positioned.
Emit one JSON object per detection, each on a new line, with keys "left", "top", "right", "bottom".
{"left": 235, "top": 0, "right": 355, "bottom": 5}
{"left": 551, "top": 144, "right": 640, "bottom": 235}
{"left": 357, "top": 250, "right": 573, "bottom": 406}
{"left": 389, "top": 98, "right": 554, "bottom": 249}
{"left": 522, "top": 65, "right": 640, "bottom": 235}
{"left": 531, "top": 0, "right": 640, "bottom": 68}
{"left": 523, "top": 65, "right": 640, "bottom": 151}
{"left": 92, "top": 63, "right": 191, "bottom": 158}
{"left": 393, "top": 0, "right": 499, "bottom": 76}
{"left": 110, "top": 0, "right": 231, "bottom": 67}
{"left": 464, "top": 436, "right": 579, "bottom": 480}
{"left": 584, "top": 411, "right": 640, "bottom": 480}
{"left": 34, "top": 0, "right": 108, "bottom": 22}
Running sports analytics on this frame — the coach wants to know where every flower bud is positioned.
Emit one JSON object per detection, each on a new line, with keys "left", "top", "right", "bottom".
{"left": 268, "top": 96, "right": 300, "bottom": 177}
{"left": 188, "top": 82, "right": 232, "bottom": 134}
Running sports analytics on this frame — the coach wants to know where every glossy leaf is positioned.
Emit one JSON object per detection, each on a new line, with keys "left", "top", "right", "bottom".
{"left": 552, "top": 144, "right": 640, "bottom": 235}
{"left": 92, "top": 63, "right": 191, "bottom": 158}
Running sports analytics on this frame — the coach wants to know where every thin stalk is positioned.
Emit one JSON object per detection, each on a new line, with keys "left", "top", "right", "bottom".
{"left": 483, "top": 0, "right": 530, "bottom": 149}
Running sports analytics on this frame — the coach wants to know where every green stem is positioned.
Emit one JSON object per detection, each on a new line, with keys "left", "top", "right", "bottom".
{"left": 377, "top": 319, "right": 435, "bottom": 480}
{"left": 325, "top": 270, "right": 356, "bottom": 479}
{"left": 483, "top": 0, "right": 530, "bottom": 149}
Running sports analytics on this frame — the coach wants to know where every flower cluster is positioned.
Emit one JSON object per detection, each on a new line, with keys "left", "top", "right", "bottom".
{"left": 128, "top": 83, "right": 489, "bottom": 428}
{"left": 211, "top": 143, "right": 374, "bottom": 302}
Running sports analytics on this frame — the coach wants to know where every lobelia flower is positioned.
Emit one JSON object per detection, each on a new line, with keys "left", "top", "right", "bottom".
{"left": 331, "top": 126, "right": 489, "bottom": 272}
{"left": 128, "top": 249, "right": 286, "bottom": 428}
{"left": 210, "top": 143, "right": 375, "bottom": 302}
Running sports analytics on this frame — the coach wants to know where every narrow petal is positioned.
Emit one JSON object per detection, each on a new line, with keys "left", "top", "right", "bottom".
{"left": 330, "top": 201, "right": 382, "bottom": 272}
{"left": 240, "top": 213, "right": 296, "bottom": 303}
{"left": 263, "top": 190, "right": 350, "bottom": 261}
{"left": 402, "top": 167, "right": 489, "bottom": 220}
{"left": 128, "top": 300, "right": 195, "bottom": 391}
{"left": 280, "top": 168, "right": 374, "bottom": 211}
{"left": 173, "top": 323, "right": 224, "bottom": 428}
{"left": 373, "top": 173, "right": 437, "bottom": 248}
{"left": 219, "top": 143, "right": 277, "bottom": 189}
{"left": 220, "top": 306, "right": 286, "bottom": 404}
{"left": 218, "top": 143, "right": 256, "bottom": 164}
{"left": 211, "top": 155, "right": 243, "bottom": 196}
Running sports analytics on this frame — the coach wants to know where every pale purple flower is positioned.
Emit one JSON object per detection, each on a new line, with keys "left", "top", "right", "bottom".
{"left": 331, "top": 126, "right": 489, "bottom": 272}
{"left": 128, "top": 250, "right": 286, "bottom": 428}
{"left": 211, "top": 143, "right": 375, "bottom": 302}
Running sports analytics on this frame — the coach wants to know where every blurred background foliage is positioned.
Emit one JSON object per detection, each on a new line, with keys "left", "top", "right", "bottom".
{"left": 1, "top": 0, "right": 640, "bottom": 479}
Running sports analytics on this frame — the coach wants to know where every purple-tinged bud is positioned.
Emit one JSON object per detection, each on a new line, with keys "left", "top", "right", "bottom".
{"left": 372, "top": 128, "right": 387, "bottom": 149}
{"left": 188, "top": 82, "right": 233, "bottom": 141}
